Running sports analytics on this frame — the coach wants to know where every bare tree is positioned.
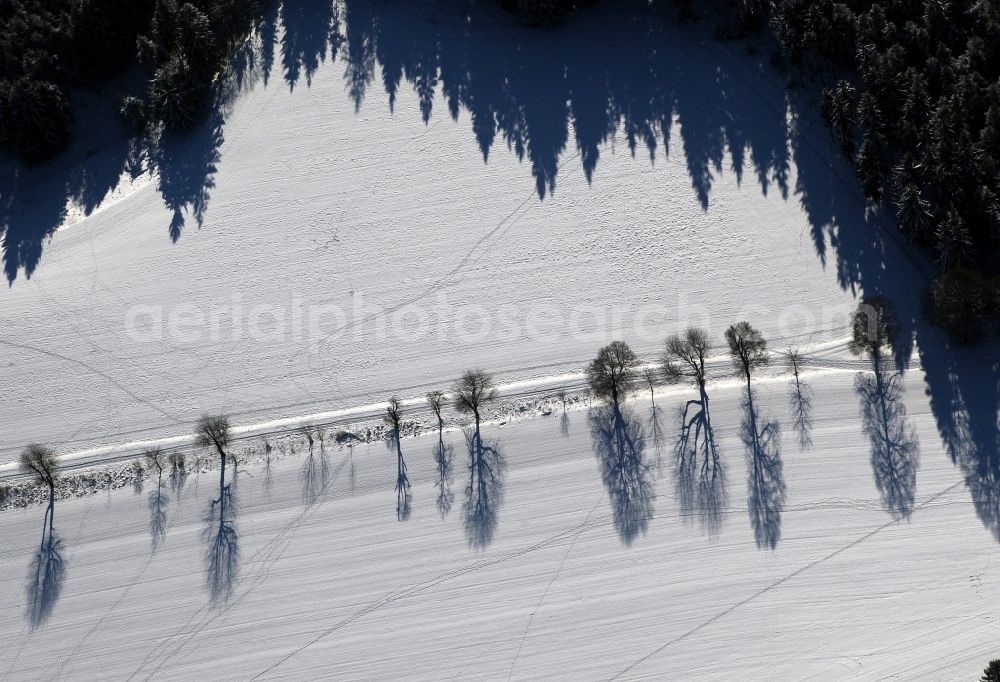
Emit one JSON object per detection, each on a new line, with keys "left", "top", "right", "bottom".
{"left": 725, "top": 321, "right": 769, "bottom": 392}
{"left": 262, "top": 438, "right": 273, "bottom": 494}
{"left": 453, "top": 369, "right": 498, "bottom": 426}
{"left": 146, "top": 448, "right": 169, "bottom": 551}
{"left": 846, "top": 297, "right": 919, "bottom": 518}
{"left": 557, "top": 389, "right": 570, "bottom": 437}
{"left": 132, "top": 459, "right": 145, "bottom": 494}
{"left": 724, "top": 322, "right": 784, "bottom": 548}
{"left": 427, "top": 390, "right": 453, "bottom": 517}
{"left": 426, "top": 390, "right": 446, "bottom": 433}
{"left": 196, "top": 414, "right": 231, "bottom": 489}
{"left": 385, "top": 397, "right": 411, "bottom": 520}
{"left": 453, "top": 369, "right": 504, "bottom": 548}
{"left": 784, "top": 347, "right": 813, "bottom": 450}
{"left": 642, "top": 366, "right": 657, "bottom": 406}
{"left": 662, "top": 327, "right": 711, "bottom": 390}
{"left": 300, "top": 424, "right": 326, "bottom": 505}
{"left": 585, "top": 341, "right": 640, "bottom": 409}
{"left": 21, "top": 445, "right": 58, "bottom": 511}
{"left": 662, "top": 328, "right": 726, "bottom": 536}
{"left": 21, "top": 445, "right": 66, "bottom": 628}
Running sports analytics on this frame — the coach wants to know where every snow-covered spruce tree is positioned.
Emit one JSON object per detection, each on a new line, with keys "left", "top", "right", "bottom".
{"left": 384, "top": 397, "right": 411, "bottom": 520}
{"left": 982, "top": 660, "right": 1000, "bottom": 682}
{"left": 501, "top": 0, "right": 579, "bottom": 27}
{"left": 928, "top": 268, "right": 993, "bottom": 345}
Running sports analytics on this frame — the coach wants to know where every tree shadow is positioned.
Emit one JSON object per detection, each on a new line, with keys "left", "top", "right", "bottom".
{"left": 203, "top": 464, "right": 239, "bottom": 604}
{"left": 590, "top": 404, "right": 655, "bottom": 546}
{"left": 648, "top": 404, "right": 667, "bottom": 476}
{"left": 329, "top": 0, "right": 793, "bottom": 200}
{"left": 855, "top": 356, "right": 920, "bottom": 520}
{"left": 673, "top": 386, "right": 727, "bottom": 538}
{"left": 462, "top": 427, "right": 505, "bottom": 550}
{"left": 152, "top": 119, "right": 222, "bottom": 244}
{"left": 788, "top": 371, "right": 813, "bottom": 451}
{"left": 263, "top": 438, "right": 274, "bottom": 495}
{"left": 786, "top": 75, "right": 999, "bottom": 537}
{"left": 279, "top": 0, "right": 341, "bottom": 91}
{"left": 0, "top": 101, "right": 146, "bottom": 285}
{"left": 148, "top": 466, "right": 170, "bottom": 553}
{"left": 25, "top": 498, "right": 67, "bottom": 629}
{"left": 387, "top": 425, "right": 411, "bottom": 521}
{"left": 300, "top": 431, "right": 331, "bottom": 505}
{"left": 433, "top": 434, "right": 454, "bottom": 519}
{"left": 741, "top": 391, "right": 785, "bottom": 550}
{"left": 168, "top": 453, "right": 188, "bottom": 503}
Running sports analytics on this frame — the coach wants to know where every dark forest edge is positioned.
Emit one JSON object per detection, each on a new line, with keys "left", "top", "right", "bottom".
{"left": 2, "top": 0, "right": 1000, "bottom": 342}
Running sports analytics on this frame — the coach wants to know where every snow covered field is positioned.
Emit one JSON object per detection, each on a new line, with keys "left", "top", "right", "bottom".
{"left": 1, "top": 0, "right": 999, "bottom": 679}
{"left": 0, "top": 0, "right": 882, "bottom": 464}
{"left": 1, "top": 368, "right": 998, "bottom": 680}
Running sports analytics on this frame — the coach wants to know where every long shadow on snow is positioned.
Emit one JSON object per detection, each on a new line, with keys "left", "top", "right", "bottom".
{"left": 590, "top": 403, "right": 655, "bottom": 546}
{"left": 789, "top": 86, "right": 999, "bottom": 540}
{"left": 462, "top": 426, "right": 505, "bottom": 550}
{"left": 203, "top": 462, "right": 240, "bottom": 604}
{"left": 2, "top": 0, "right": 795, "bottom": 282}
{"left": 25, "top": 497, "right": 67, "bottom": 630}
{"left": 740, "top": 390, "right": 785, "bottom": 550}
{"left": 673, "top": 383, "right": 727, "bottom": 538}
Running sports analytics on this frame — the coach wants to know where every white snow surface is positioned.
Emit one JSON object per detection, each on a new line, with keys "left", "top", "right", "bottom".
{"left": 0, "top": 0, "right": 875, "bottom": 465}
{"left": 1, "top": 372, "right": 997, "bottom": 680}
{"left": 1, "top": 1, "right": 999, "bottom": 679}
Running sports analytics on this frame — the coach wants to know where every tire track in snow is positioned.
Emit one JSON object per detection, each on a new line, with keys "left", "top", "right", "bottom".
{"left": 0, "top": 338, "right": 181, "bottom": 423}
{"left": 249, "top": 506, "right": 616, "bottom": 680}
{"left": 55, "top": 490, "right": 188, "bottom": 678}
{"left": 608, "top": 479, "right": 966, "bottom": 680}
{"left": 306, "top": 150, "right": 582, "bottom": 357}
{"left": 506, "top": 494, "right": 606, "bottom": 680}
{"left": 129, "top": 453, "right": 348, "bottom": 681}
{"left": 2, "top": 496, "right": 94, "bottom": 681}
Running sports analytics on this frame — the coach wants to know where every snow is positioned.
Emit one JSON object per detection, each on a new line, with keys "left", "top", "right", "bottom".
{"left": 0, "top": 0, "right": 873, "bottom": 465}
{"left": 1, "top": 0, "right": 999, "bottom": 678}
{"left": 1, "top": 370, "right": 997, "bottom": 680}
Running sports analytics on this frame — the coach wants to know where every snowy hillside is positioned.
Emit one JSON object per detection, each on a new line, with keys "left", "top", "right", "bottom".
{"left": 1, "top": 0, "right": 998, "bottom": 679}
